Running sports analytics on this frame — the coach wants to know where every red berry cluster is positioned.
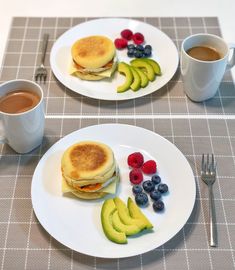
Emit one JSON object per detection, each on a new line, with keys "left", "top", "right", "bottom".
{"left": 114, "top": 29, "right": 145, "bottom": 49}
{"left": 127, "top": 152, "right": 157, "bottom": 184}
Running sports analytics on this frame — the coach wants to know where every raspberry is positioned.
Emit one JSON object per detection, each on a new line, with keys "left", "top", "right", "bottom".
{"left": 132, "top": 32, "right": 145, "bottom": 45}
{"left": 129, "top": 168, "right": 143, "bottom": 185}
{"left": 114, "top": 38, "right": 128, "bottom": 49}
{"left": 142, "top": 160, "right": 157, "bottom": 174}
{"left": 127, "top": 152, "right": 144, "bottom": 168}
{"left": 121, "top": 29, "right": 133, "bottom": 40}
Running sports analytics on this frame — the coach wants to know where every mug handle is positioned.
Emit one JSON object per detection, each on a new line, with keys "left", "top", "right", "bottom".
{"left": 0, "top": 119, "right": 7, "bottom": 144}
{"left": 226, "top": 43, "right": 235, "bottom": 71}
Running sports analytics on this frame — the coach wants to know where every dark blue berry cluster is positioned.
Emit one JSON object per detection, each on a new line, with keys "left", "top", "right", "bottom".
{"left": 132, "top": 174, "right": 169, "bottom": 212}
{"left": 127, "top": 44, "right": 152, "bottom": 58}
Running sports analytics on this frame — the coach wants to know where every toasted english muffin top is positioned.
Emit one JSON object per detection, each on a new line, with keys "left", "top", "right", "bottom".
{"left": 61, "top": 141, "right": 114, "bottom": 181}
{"left": 71, "top": 36, "right": 115, "bottom": 69}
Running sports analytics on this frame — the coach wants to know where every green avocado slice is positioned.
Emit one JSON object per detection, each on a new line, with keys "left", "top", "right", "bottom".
{"left": 142, "top": 58, "right": 161, "bottom": 75}
{"left": 101, "top": 199, "right": 127, "bottom": 244}
{"left": 117, "top": 62, "right": 133, "bottom": 93}
{"left": 132, "top": 66, "right": 149, "bottom": 88}
{"left": 130, "top": 59, "right": 155, "bottom": 82}
{"left": 112, "top": 210, "right": 141, "bottom": 235}
{"left": 127, "top": 197, "right": 153, "bottom": 229}
{"left": 113, "top": 197, "right": 146, "bottom": 230}
{"left": 129, "top": 66, "right": 141, "bottom": 91}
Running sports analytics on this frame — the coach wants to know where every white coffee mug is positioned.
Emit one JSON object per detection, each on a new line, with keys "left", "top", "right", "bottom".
{"left": 0, "top": 79, "right": 45, "bottom": 153}
{"left": 181, "top": 33, "right": 235, "bottom": 102}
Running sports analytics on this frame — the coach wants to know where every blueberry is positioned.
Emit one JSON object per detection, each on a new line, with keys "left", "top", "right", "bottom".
{"left": 145, "top": 45, "right": 152, "bottom": 50}
{"left": 135, "top": 192, "right": 149, "bottom": 207}
{"left": 142, "top": 180, "right": 155, "bottom": 193}
{"left": 132, "top": 185, "right": 143, "bottom": 194}
{"left": 134, "top": 50, "right": 143, "bottom": 58}
{"left": 153, "top": 200, "right": 165, "bottom": 212}
{"left": 151, "top": 175, "right": 161, "bottom": 185}
{"left": 136, "top": 45, "right": 144, "bottom": 51}
{"left": 150, "top": 190, "right": 161, "bottom": 201}
{"left": 127, "top": 48, "right": 135, "bottom": 57}
{"left": 143, "top": 48, "right": 152, "bottom": 57}
{"left": 127, "top": 44, "right": 135, "bottom": 50}
{"left": 157, "top": 183, "right": 169, "bottom": 194}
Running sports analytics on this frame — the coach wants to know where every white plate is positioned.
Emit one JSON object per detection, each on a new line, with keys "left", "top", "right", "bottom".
{"left": 31, "top": 124, "right": 196, "bottom": 258}
{"left": 50, "top": 18, "right": 179, "bottom": 100}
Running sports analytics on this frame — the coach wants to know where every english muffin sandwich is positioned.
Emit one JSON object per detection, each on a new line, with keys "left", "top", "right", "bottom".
{"left": 70, "top": 35, "right": 117, "bottom": 80}
{"left": 61, "top": 141, "right": 119, "bottom": 199}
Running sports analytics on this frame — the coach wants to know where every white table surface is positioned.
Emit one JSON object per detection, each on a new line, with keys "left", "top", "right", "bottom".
{"left": 1, "top": 0, "right": 235, "bottom": 79}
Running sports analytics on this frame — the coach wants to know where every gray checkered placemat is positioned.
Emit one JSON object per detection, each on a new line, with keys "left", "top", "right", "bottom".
{"left": 0, "top": 17, "right": 234, "bottom": 116}
{"left": 0, "top": 118, "right": 235, "bottom": 270}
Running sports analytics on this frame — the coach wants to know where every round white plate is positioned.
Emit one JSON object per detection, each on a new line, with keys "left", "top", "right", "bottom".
{"left": 50, "top": 18, "right": 179, "bottom": 100}
{"left": 31, "top": 124, "right": 196, "bottom": 258}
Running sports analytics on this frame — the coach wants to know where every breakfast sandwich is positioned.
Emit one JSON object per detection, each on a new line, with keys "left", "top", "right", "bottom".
{"left": 61, "top": 141, "right": 119, "bottom": 199}
{"left": 69, "top": 35, "right": 117, "bottom": 80}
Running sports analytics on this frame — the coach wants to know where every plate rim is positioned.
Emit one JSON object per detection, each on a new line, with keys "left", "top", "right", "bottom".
{"left": 50, "top": 18, "right": 179, "bottom": 101}
{"left": 31, "top": 123, "right": 196, "bottom": 259}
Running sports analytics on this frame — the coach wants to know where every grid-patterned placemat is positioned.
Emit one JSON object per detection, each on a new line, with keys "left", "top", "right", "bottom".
{"left": 0, "top": 17, "right": 234, "bottom": 116}
{"left": 0, "top": 118, "right": 235, "bottom": 270}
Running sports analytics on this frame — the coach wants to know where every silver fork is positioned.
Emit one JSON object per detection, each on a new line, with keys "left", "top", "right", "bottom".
{"left": 201, "top": 153, "right": 217, "bottom": 247}
{"left": 34, "top": 33, "right": 49, "bottom": 83}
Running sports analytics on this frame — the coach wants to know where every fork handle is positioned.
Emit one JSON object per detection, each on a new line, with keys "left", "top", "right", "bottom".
{"left": 40, "top": 33, "right": 49, "bottom": 65}
{"left": 209, "top": 184, "right": 217, "bottom": 247}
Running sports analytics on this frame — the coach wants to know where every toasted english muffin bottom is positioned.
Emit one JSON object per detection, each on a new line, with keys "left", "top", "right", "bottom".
{"left": 71, "top": 190, "right": 107, "bottom": 200}
{"left": 71, "top": 35, "right": 115, "bottom": 69}
{"left": 72, "top": 71, "right": 104, "bottom": 81}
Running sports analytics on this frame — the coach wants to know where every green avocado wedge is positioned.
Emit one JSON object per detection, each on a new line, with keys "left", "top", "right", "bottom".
{"left": 129, "top": 66, "right": 141, "bottom": 91}
{"left": 127, "top": 197, "right": 153, "bottom": 229}
{"left": 101, "top": 199, "right": 127, "bottom": 244}
{"left": 142, "top": 58, "right": 161, "bottom": 75}
{"left": 113, "top": 197, "right": 146, "bottom": 230}
{"left": 112, "top": 210, "right": 141, "bottom": 235}
{"left": 130, "top": 59, "right": 155, "bottom": 82}
{"left": 132, "top": 66, "right": 149, "bottom": 88}
{"left": 117, "top": 62, "right": 133, "bottom": 93}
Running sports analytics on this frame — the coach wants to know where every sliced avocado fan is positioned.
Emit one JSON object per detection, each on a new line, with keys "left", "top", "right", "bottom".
{"left": 101, "top": 197, "right": 154, "bottom": 244}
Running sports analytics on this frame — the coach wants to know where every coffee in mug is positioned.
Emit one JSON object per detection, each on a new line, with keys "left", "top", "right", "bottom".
{"left": 186, "top": 46, "right": 221, "bottom": 61}
{"left": 0, "top": 90, "right": 40, "bottom": 114}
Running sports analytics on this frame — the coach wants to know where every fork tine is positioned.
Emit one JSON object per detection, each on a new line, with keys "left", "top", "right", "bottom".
{"left": 201, "top": 153, "right": 205, "bottom": 172}
{"left": 211, "top": 154, "right": 217, "bottom": 172}
{"left": 206, "top": 153, "right": 210, "bottom": 173}
{"left": 211, "top": 154, "right": 214, "bottom": 172}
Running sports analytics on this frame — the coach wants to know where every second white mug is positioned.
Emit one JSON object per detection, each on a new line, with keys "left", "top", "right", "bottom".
{"left": 181, "top": 33, "right": 235, "bottom": 102}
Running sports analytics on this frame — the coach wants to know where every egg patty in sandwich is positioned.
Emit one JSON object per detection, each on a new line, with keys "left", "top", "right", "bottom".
{"left": 70, "top": 36, "right": 117, "bottom": 81}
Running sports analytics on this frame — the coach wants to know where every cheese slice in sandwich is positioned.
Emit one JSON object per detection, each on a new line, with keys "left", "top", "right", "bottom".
{"left": 69, "top": 56, "right": 117, "bottom": 79}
